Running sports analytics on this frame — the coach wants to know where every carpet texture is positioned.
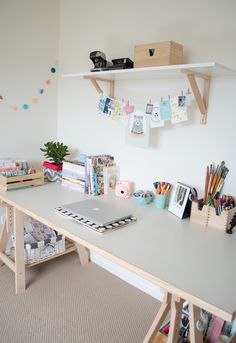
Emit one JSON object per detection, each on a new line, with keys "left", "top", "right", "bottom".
{"left": 0, "top": 253, "right": 161, "bottom": 343}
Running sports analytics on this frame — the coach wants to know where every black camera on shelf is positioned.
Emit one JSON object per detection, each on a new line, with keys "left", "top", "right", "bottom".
{"left": 89, "top": 51, "right": 134, "bottom": 72}
{"left": 89, "top": 51, "right": 113, "bottom": 72}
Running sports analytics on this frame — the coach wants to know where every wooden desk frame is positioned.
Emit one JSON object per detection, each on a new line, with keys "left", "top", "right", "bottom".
{"left": 0, "top": 199, "right": 204, "bottom": 343}
{"left": 0, "top": 201, "right": 89, "bottom": 294}
{"left": 0, "top": 193, "right": 235, "bottom": 343}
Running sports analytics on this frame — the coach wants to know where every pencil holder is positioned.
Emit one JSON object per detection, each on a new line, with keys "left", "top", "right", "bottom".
{"left": 190, "top": 200, "right": 209, "bottom": 227}
{"left": 154, "top": 194, "right": 170, "bottom": 209}
{"left": 208, "top": 206, "right": 236, "bottom": 232}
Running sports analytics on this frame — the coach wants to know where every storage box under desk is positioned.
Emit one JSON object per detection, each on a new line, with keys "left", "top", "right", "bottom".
{"left": 134, "top": 40, "right": 183, "bottom": 68}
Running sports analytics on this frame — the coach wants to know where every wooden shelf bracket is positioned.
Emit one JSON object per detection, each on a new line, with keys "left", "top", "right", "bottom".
{"left": 182, "top": 69, "right": 211, "bottom": 125}
{"left": 83, "top": 76, "right": 115, "bottom": 98}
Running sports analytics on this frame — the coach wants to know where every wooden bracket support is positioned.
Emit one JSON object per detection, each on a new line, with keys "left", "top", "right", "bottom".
{"left": 84, "top": 76, "right": 115, "bottom": 98}
{"left": 182, "top": 69, "right": 211, "bottom": 125}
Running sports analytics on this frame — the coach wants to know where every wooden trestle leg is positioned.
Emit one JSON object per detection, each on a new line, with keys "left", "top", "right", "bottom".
{"left": 75, "top": 243, "right": 89, "bottom": 266}
{"left": 143, "top": 292, "right": 172, "bottom": 343}
{"left": 189, "top": 303, "right": 203, "bottom": 343}
{"left": 0, "top": 220, "right": 8, "bottom": 267}
{"left": 14, "top": 209, "right": 26, "bottom": 294}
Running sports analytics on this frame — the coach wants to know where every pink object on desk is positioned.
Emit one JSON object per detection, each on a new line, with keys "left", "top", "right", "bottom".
{"left": 115, "top": 181, "right": 133, "bottom": 198}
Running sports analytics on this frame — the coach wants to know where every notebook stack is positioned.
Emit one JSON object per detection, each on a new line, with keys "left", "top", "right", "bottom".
{"left": 61, "top": 160, "right": 86, "bottom": 192}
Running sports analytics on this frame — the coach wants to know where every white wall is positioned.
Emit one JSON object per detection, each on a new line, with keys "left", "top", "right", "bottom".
{"left": 1, "top": 0, "right": 236, "bottom": 300}
{"left": 57, "top": 0, "right": 236, "bottom": 298}
{"left": 58, "top": 0, "right": 236, "bottom": 196}
{"left": 0, "top": 0, "right": 60, "bottom": 167}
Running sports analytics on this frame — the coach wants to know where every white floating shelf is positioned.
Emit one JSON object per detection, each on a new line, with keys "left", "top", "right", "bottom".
{"left": 62, "top": 62, "right": 236, "bottom": 81}
{"left": 62, "top": 62, "right": 236, "bottom": 125}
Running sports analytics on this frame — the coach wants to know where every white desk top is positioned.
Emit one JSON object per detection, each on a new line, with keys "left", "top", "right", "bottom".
{"left": 0, "top": 183, "right": 235, "bottom": 321}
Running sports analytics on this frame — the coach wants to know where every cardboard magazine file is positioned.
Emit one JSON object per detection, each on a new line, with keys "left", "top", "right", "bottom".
{"left": 190, "top": 201, "right": 209, "bottom": 227}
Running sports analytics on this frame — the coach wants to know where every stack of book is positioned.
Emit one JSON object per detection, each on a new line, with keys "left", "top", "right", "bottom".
{"left": 61, "top": 160, "right": 86, "bottom": 192}
{"left": 85, "top": 155, "right": 114, "bottom": 195}
{"left": 0, "top": 158, "right": 28, "bottom": 177}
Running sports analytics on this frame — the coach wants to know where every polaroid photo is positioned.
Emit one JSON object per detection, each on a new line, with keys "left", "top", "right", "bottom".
{"left": 178, "top": 95, "right": 186, "bottom": 107}
{"left": 145, "top": 103, "right": 153, "bottom": 115}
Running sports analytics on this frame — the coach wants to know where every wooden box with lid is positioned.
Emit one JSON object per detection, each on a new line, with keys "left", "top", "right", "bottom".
{"left": 134, "top": 41, "right": 183, "bottom": 68}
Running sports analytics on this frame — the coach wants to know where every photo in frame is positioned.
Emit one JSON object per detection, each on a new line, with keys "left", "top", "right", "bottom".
{"left": 168, "top": 182, "right": 191, "bottom": 219}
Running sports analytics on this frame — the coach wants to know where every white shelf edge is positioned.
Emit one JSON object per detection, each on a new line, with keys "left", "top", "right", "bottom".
{"left": 62, "top": 62, "right": 236, "bottom": 79}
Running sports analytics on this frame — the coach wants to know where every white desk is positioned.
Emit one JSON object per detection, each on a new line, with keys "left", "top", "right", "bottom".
{"left": 0, "top": 183, "right": 236, "bottom": 343}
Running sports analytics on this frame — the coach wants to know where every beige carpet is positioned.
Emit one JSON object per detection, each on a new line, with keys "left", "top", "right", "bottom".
{"left": 0, "top": 253, "right": 161, "bottom": 343}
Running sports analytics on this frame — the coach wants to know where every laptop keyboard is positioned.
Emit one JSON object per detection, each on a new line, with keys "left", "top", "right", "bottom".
{"left": 55, "top": 206, "right": 137, "bottom": 233}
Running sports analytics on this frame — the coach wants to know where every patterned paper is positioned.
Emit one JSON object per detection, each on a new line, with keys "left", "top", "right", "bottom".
{"left": 170, "top": 96, "right": 188, "bottom": 124}
{"left": 124, "top": 101, "right": 134, "bottom": 114}
{"left": 185, "top": 91, "right": 194, "bottom": 106}
{"left": 147, "top": 102, "right": 164, "bottom": 128}
{"left": 160, "top": 100, "right": 172, "bottom": 120}
{"left": 111, "top": 99, "right": 123, "bottom": 120}
{"left": 103, "top": 97, "right": 114, "bottom": 116}
{"left": 125, "top": 110, "right": 150, "bottom": 148}
{"left": 98, "top": 97, "right": 123, "bottom": 120}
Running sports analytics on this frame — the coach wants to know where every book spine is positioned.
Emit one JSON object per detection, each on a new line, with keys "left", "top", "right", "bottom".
{"left": 85, "top": 157, "right": 92, "bottom": 195}
{"left": 62, "top": 161, "right": 85, "bottom": 173}
{"left": 62, "top": 176, "right": 85, "bottom": 187}
{"left": 62, "top": 179, "right": 85, "bottom": 192}
{"left": 0, "top": 170, "right": 26, "bottom": 177}
{"left": 62, "top": 169, "right": 85, "bottom": 181}
{"left": 0, "top": 166, "right": 21, "bottom": 172}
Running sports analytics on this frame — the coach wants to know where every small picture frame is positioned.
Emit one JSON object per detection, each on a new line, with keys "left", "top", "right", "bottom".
{"left": 168, "top": 182, "right": 191, "bottom": 219}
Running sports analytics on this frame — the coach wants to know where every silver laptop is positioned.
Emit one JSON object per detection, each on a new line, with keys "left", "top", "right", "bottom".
{"left": 57, "top": 199, "right": 133, "bottom": 226}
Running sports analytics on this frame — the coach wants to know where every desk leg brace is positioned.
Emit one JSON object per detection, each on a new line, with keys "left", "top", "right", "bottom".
{"left": 189, "top": 303, "right": 203, "bottom": 343}
{"left": 14, "top": 209, "right": 26, "bottom": 294}
{"left": 0, "top": 204, "right": 14, "bottom": 268}
{"left": 143, "top": 292, "right": 172, "bottom": 343}
{"left": 0, "top": 220, "right": 8, "bottom": 267}
{"left": 75, "top": 243, "right": 89, "bottom": 266}
{"left": 143, "top": 293, "right": 203, "bottom": 343}
{"left": 168, "top": 295, "right": 184, "bottom": 343}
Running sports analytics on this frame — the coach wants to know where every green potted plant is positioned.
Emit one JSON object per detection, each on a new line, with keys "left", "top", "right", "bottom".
{"left": 40, "top": 141, "right": 69, "bottom": 182}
